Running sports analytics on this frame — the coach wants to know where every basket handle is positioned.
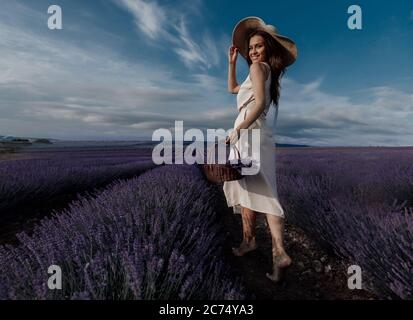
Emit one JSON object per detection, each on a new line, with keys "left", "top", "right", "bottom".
{"left": 231, "top": 142, "right": 241, "bottom": 160}
{"left": 207, "top": 140, "right": 240, "bottom": 164}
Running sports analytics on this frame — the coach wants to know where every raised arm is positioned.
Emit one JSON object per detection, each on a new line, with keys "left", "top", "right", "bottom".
{"left": 228, "top": 45, "right": 240, "bottom": 94}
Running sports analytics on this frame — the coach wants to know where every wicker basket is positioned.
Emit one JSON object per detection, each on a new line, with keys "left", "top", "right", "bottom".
{"left": 201, "top": 142, "right": 244, "bottom": 184}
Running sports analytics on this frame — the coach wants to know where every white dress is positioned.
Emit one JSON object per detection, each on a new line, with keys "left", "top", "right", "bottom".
{"left": 222, "top": 61, "right": 285, "bottom": 217}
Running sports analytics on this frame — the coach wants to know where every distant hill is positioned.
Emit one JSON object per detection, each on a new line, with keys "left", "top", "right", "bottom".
{"left": 0, "top": 135, "right": 53, "bottom": 145}
{"left": 276, "top": 143, "right": 311, "bottom": 148}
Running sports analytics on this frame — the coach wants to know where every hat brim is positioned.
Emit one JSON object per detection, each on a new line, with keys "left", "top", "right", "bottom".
{"left": 232, "top": 16, "right": 297, "bottom": 67}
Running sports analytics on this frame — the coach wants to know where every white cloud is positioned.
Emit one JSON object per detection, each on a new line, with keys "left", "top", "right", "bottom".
{"left": 117, "top": 0, "right": 167, "bottom": 40}
{"left": 301, "top": 77, "right": 323, "bottom": 94}
{"left": 274, "top": 78, "right": 413, "bottom": 146}
{"left": 115, "top": 0, "right": 221, "bottom": 70}
{"left": 172, "top": 16, "right": 207, "bottom": 69}
{"left": 130, "top": 121, "right": 171, "bottom": 130}
{"left": 363, "top": 86, "right": 413, "bottom": 112}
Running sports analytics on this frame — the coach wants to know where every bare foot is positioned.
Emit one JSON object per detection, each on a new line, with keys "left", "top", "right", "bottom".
{"left": 266, "top": 254, "right": 292, "bottom": 283}
{"left": 232, "top": 239, "right": 258, "bottom": 256}
{"left": 266, "top": 269, "right": 283, "bottom": 282}
{"left": 274, "top": 253, "right": 292, "bottom": 268}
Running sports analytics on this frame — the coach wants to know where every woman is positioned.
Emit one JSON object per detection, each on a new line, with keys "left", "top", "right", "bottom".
{"left": 223, "top": 17, "right": 298, "bottom": 282}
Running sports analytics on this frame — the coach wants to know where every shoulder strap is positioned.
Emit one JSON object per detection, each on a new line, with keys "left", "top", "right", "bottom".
{"left": 260, "top": 61, "right": 270, "bottom": 69}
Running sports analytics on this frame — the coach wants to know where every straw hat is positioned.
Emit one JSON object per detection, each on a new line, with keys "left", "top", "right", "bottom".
{"left": 232, "top": 16, "right": 297, "bottom": 66}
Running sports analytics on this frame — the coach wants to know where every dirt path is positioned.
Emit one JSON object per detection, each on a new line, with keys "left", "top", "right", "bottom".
{"left": 215, "top": 188, "right": 378, "bottom": 300}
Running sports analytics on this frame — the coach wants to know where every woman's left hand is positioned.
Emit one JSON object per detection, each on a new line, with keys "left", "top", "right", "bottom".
{"left": 225, "top": 128, "right": 240, "bottom": 145}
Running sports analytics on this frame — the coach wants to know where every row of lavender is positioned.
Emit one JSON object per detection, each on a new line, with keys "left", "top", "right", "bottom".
{"left": 0, "top": 148, "right": 155, "bottom": 213}
{"left": 276, "top": 147, "right": 413, "bottom": 299}
{"left": 0, "top": 164, "right": 246, "bottom": 299}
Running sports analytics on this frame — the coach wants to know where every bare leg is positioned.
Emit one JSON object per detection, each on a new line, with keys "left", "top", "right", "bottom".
{"left": 232, "top": 206, "right": 258, "bottom": 256}
{"left": 265, "top": 214, "right": 292, "bottom": 282}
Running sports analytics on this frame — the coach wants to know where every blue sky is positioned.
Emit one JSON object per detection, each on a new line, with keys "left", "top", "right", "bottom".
{"left": 0, "top": 0, "right": 412, "bottom": 146}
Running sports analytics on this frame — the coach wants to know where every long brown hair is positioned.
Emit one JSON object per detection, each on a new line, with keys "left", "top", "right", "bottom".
{"left": 246, "top": 30, "right": 289, "bottom": 107}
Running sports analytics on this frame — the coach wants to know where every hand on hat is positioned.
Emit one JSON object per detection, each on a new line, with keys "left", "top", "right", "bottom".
{"left": 228, "top": 45, "right": 238, "bottom": 64}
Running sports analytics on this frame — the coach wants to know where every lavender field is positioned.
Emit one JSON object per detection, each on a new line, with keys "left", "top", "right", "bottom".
{"left": 0, "top": 147, "right": 155, "bottom": 213}
{"left": 0, "top": 145, "right": 157, "bottom": 243}
{"left": 276, "top": 147, "right": 413, "bottom": 299}
{"left": 0, "top": 145, "right": 412, "bottom": 299}
{"left": 0, "top": 164, "right": 246, "bottom": 299}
